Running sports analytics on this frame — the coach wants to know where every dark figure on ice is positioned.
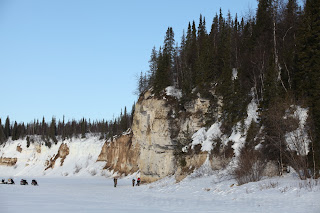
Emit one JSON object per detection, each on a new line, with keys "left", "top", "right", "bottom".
{"left": 31, "top": 179, "right": 38, "bottom": 186}
{"left": 113, "top": 178, "right": 117, "bottom": 187}
{"left": 20, "top": 179, "right": 28, "bottom": 185}
{"left": 132, "top": 178, "right": 135, "bottom": 187}
{"left": 1, "top": 179, "right": 5, "bottom": 184}
{"left": 137, "top": 177, "right": 140, "bottom": 186}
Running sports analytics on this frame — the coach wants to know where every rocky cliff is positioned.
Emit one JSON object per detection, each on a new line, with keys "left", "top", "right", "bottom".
{"left": 129, "top": 90, "right": 213, "bottom": 182}
{"left": 97, "top": 131, "right": 139, "bottom": 175}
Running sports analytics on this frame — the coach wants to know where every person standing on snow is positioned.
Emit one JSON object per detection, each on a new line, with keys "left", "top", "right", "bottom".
{"left": 114, "top": 177, "right": 117, "bottom": 187}
{"left": 132, "top": 178, "right": 135, "bottom": 187}
{"left": 137, "top": 177, "right": 141, "bottom": 186}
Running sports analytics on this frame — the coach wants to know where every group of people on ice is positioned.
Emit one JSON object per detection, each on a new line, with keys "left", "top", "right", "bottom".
{"left": 1, "top": 178, "right": 15, "bottom": 184}
{"left": 132, "top": 177, "right": 140, "bottom": 186}
{"left": 1, "top": 178, "right": 38, "bottom": 186}
{"left": 113, "top": 177, "right": 141, "bottom": 187}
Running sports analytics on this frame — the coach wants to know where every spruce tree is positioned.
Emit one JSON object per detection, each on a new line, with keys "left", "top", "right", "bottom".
{"left": 49, "top": 117, "right": 57, "bottom": 143}
{"left": 295, "top": 0, "right": 320, "bottom": 175}
{"left": 12, "top": 121, "right": 18, "bottom": 141}
{"left": 81, "top": 118, "right": 86, "bottom": 139}
{"left": 278, "top": 0, "right": 299, "bottom": 91}
{"left": 196, "top": 15, "right": 210, "bottom": 95}
{"left": 4, "top": 116, "right": 10, "bottom": 139}
{"left": 148, "top": 46, "right": 158, "bottom": 88}
{"left": 0, "top": 119, "right": 5, "bottom": 144}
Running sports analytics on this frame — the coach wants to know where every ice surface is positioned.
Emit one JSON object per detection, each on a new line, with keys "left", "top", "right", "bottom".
{"left": 0, "top": 172, "right": 319, "bottom": 213}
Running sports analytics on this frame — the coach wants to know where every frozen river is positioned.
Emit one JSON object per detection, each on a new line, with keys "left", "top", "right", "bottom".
{"left": 0, "top": 175, "right": 319, "bottom": 213}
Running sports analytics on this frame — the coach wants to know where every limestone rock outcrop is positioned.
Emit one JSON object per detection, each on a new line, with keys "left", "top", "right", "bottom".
{"left": 0, "top": 157, "right": 17, "bottom": 166}
{"left": 97, "top": 131, "right": 139, "bottom": 175}
{"left": 130, "top": 90, "right": 212, "bottom": 182}
{"left": 45, "top": 143, "right": 69, "bottom": 170}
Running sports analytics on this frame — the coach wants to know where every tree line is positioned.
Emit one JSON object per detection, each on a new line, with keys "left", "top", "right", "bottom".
{"left": 137, "top": 0, "right": 320, "bottom": 177}
{"left": 0, "top": 105, "right": 135, "bottom": 147}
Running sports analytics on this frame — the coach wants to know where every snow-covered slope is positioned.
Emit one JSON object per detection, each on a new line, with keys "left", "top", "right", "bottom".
{"left": 0, "top": 136, "right": 108, "bottom": 177}
{"left": 191, "top": 99, "right": 259, "bottom": 156}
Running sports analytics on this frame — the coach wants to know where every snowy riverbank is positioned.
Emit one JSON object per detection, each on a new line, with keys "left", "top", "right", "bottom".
{"left": 1, "top": 170, "right": 319, "bottom": 213}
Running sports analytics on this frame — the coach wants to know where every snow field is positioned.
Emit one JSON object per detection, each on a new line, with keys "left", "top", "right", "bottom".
{"left": 1, "top": 172, "right": 319, "bottom": 213}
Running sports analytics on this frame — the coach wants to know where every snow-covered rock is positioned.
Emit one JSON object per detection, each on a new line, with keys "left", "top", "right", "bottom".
{"left": 0, "top": 136, "right": 106, "bottom": 177}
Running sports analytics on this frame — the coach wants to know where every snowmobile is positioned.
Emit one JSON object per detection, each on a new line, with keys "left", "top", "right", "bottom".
{"left": 31, "top": 179, "right": 38, "bottom": 186}
{"left": 7, "top": 178, "right": 15, "bottom": 184}
{"left": 20, "top": 179, "right": 28, "bottom": 185}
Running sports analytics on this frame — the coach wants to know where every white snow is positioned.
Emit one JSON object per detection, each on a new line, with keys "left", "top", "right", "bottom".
{"left": 285, "top": 106, "right": 310, "bottom": 155}
{"left": 165, "top": 86, "right": 182, "bottom": 99}
{"left": 232, "top": 68, "right": 238, "bottom": 80}
{"left": 190, "top": 98, "right": 259, "bottom": 156}
{"left": 0, "top": 135, "right": 106, "bottom": 177}
{"left": 0, "top": 168, "right": 319, "bottom": 213}
{"left": 191, "top": 123, "right": 222, "bottom": 152}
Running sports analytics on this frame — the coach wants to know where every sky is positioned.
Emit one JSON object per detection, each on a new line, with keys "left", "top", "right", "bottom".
{"left": 0, "top": 0, "right": 257, "bottom": 124}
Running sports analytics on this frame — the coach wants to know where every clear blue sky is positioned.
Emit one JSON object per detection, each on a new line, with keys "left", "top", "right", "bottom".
{"left": 0, "top": 0, "right": 257, "bottom": 124}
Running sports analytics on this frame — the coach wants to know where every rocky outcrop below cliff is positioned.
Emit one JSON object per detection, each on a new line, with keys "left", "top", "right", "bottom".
{"left": 0, "top": 157, "right": 17, "bottom": 166}
{"left": 45, "top": 143, "right": 70, "bottom": 170}
{"left": 97, "top": 131, "right": 139, "bottom": 175}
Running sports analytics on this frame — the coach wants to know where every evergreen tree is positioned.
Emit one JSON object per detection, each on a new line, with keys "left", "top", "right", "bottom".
{"left": 49, "top": 117, "right": 57, "bottom": 143}
{"left": 41, "top": 117, "right": 48, "bottom": 142}
{"left": 62, "top": 115, "right": 66, "bottom": 141}
{"left": 12, "top": 121, "right": 18, "bottom": 141}
{"left": 148, "top": 46, "right": 158, "bottom": 88}
{"left": 0, "top": 119, "right": 5, "bottom": 144}
{"left": 179, "top": 23, "right": 193, "bottom": 97}
{"left": 196, "top": 15, "right": 210, "bottom": 94}
{"left": 4, "top": 116, "right": 10, "bottom": 139}
{"left": 253, "top": 0, "right": 274, "bottom": 101}
{"left": 81, "top": 118, "right": 86, "bottom": 138}
{"left": 295, "top": 0, "right": 320, "bottom": 175}
{"left": 278, "top": 0, "right": 299, "bottom": 91}
{"left": 207, "top": 14, "right": 219, "bottom": 84}
{"left": 154, "top": 46, "right": 171, "bottom": 95}
{"left": 163, "top": 27, "right": 175, "bottom": 85}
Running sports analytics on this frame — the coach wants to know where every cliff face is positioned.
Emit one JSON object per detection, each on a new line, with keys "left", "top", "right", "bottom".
{"left": 97, "top": 132, "right": 139, "bottom": 175}
{"left": 130, "top": 90, "right": 211, "bottom": 182}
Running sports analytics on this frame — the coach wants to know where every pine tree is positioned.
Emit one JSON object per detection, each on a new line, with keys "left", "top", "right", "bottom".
{"left": 148, "top": 46, "right": 158, "bottom": 87}
{"left": 12, "top": 121, "right": 18, "bottom": 141}
{"left": 180, "top": 23, "right": 194, "bottom": 97}
{"left": 0, "top": 119, "right": 5, "bottom": 144}
{"left": 62, "top": 115, "right": 66, "bottom": 141}
{"left": 295, "top": 0, "right": 320, "bottom": 175}
{"left": 253, "top": 0, "right": 274, "bottom": 101}
{"left": 154, "top": 45, "right": 171, "bottom": 95}
{"left": 196, "top": 15, "right": 210, "bottom": 95}
{"left": 41, "top": 117, "right": 48, "bottom": 142}
{"left": 49, "top": 117, "right": 57, "bottom": 143}
{"left": 4, "top": 116, "right": 10, "bottom": 139}
{"left": 207, "top": 14, "right": 219, "bottom": 84}
{"left": 81, "top": 118, "right": 86, "bottom": 138}
{"left": 278, "top": 0, "right": 299, "bottom": 91}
